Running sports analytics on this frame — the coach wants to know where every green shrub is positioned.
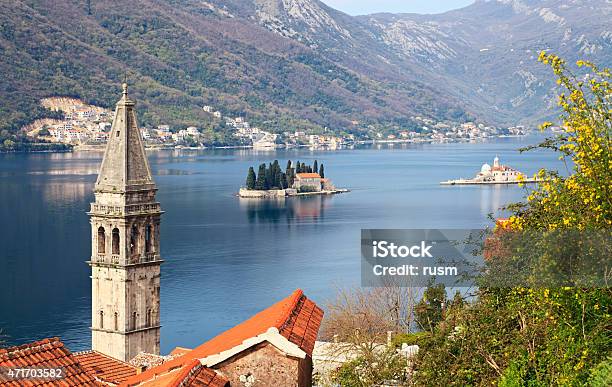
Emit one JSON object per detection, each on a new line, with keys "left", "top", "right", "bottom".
{"left": 589, "top": 358, "right": 612, "bottom": 387}
{"left": 391, "top": 332, "right": 430, "bottom": 348}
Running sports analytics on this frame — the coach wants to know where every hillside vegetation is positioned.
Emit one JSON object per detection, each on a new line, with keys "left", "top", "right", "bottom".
{"left": 0, "top": 0, "right": 609, "bottom": 147}
{"left": 0, "top": 0, "right": 469, "bottom": 139}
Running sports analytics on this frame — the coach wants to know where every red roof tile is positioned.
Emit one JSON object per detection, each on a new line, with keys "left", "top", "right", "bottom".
{"left": 0, "top": 337, "right": 100, "bottom": 386}
{"left": 168, "top": 347, "right": 192, "bottom": 357}
{"left": 167, "top": 359, "right": 229, "bottom": 387}
{"left": 124, "top": 289, "right": 323, "bottom": 386}
{"left": 74, "top": 350, "right": 137, "bottom": 384}
{"left": 295, "top": 173, "right": 321, "bottom": 179}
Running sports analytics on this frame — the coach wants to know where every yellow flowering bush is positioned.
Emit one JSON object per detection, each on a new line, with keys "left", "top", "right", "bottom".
{"left": 412, "top": 54, "right": 611, "bottom": 386}
{"left": 508, "top": 52, "right": 611, "bottom": 230}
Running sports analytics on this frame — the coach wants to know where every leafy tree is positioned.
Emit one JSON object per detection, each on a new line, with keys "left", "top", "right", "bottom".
{"left": 331, "top": 350, "right": 409, "bottom": 387}
{"left": 414, "top": 283, "right": 446, "bottom": 333}
{"left": 412, "top": 53, "right": 612, "bottom": 386}
{"left": 320, "top": 286, "right": 420, "bottom": 385}
{"left": 255, "top": 163, "right": 267, "bottom": 190}
{"left": 2, "top": 139, "right": 15, "bottom": 150}
{"left": 589, "top": 358, "right": 612, "bottom": 387}
{"left": 246, "top": 166, "right": 256, "bottom": 190}
{"left": 38, "top": 127, "right": 50, "bottom": 136}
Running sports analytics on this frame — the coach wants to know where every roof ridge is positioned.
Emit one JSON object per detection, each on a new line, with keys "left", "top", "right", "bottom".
{"left": 168, "top": 358, "right": 201, "bottom": 387}
{"left": 275, "top": 289, "right": 304, "bottom": 329}
{"left": 73, "top": 349, "right": 95, "bottom": 355}
{"left": 75, "top": 349, "right": 137, "bottom": 368}
{"left": 0, "top": 337, "right": 62, "bottom": 357}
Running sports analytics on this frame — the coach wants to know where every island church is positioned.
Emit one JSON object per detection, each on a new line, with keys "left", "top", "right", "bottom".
{"left": 0, "top": 85, "right": 323, "bottom": 387}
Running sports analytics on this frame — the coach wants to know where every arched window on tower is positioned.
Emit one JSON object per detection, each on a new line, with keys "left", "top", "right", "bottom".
{"left": 112, "top": 228, "right": 120, "bottom": 255}
{"left": 145, "top": 225, "right": 153, "bottom": 254}
{"left": 97, "top": 227, "right": 106, "bottom": 254}
{"left": 132, "top": 312, "right": 137, "bottom": 330}
{"left": 130, "top": 225, "right": 139, "bottom": 257}
{"left": 99, "top": 311, "right": 104, "bottom": 329}
{"left": 146, "top": 309, "right": 152, "bottom": 327}
{"left": 114, "top": 312, "right": 118, "bottom": 331}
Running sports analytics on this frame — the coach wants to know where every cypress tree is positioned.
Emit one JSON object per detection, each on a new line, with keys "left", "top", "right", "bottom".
{"left": 275, "top": 170, "right": 284, "bottom": 189}
{"left": 295, "top": 161, "right": 301, "bottom": 173}
{"left": 255, "top": 163, "right": 267, "bottom": 190}
{"left": 319, "top": 163, "right": 324, "bottom": 178}
{"left": 265, "top": 163, "right": 273, "bottom": 190}
{"left": 246, "top": 166, "right": 256, "bottom": 190}
{"left": 286, "top": 160, "right": 292, "bottom": 175}
{"left": 287, "top": 167, "right": 295, "bottom": 187}
{"left": 281, "top": 172, "right": 288, "bottom": 189}
{"left": 313, "top": 160, "right": 318, "bottom": 175}
{"left": 272, "top": 160, "right": 281, "bottom": 188}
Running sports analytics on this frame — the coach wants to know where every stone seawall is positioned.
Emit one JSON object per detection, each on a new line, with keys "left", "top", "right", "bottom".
{"left": 238, "top": 188, "right": 286, "bottom": 198}
{"left": 238, "top": 188, "right": 348, "bottom": 198}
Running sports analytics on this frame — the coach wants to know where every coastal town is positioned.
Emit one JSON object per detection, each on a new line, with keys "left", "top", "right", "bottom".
{"left": 20, "top": 98, "right": 528, "bottom": 151}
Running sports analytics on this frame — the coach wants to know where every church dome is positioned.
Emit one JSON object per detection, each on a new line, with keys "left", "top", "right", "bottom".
{"left": 481, "top": 163, "right": 492, "bottom": 173}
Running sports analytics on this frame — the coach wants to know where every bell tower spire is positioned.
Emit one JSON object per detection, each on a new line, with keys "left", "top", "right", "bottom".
{"left": 95, "top": 82, "right": 154, "bottom": 194}
{"left": 88, "top": 83, "right": 163, "bottom": 362}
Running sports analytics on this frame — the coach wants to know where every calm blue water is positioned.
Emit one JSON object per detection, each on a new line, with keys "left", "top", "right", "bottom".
{"left": 0, "top": 135, "right": 565, "bottom": 353}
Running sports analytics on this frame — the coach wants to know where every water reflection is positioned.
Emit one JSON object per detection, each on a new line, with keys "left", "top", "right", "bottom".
{"left": 240, "top": 195, "right": 332, "bottom": 224}
{"left": 0, "top": 135, "right": 564, "bottom": 352}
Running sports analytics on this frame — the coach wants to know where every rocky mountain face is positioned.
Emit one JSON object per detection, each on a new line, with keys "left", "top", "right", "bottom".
{"left": 247, "top": 0, "right": 612, "bottom": 124}
{"left": 0, "top": 0, "right": 609, "bottom": 134}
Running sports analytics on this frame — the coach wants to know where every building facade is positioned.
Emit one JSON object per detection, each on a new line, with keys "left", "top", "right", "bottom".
{"left": 478, "top": 156, "right": 522, "bottom": 182}
{"left": 124, "top": 289, "right": 323, "bottom": 387}
{"left": 88, "top": 84, "right": 163, "bottom": 362}
{"left": 293, "top": 173, "right": 322, "bottom": 192}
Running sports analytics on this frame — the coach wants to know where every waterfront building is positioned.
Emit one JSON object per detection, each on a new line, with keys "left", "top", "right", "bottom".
{"left": 294, "top": 173, "right": 322, "bottom": 192}
{"left": 478, "top": 156, "right": 523, "bottom": 182}
{"left": 441, "top": 156, "right": 530, "bottom": 185}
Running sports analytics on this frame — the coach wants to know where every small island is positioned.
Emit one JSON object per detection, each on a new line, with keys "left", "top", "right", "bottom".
{"left": 440, "top": 156, "right": 539, "bottom": 185}
{"left": 239, "top": 159, "right": 348, "bottom": 198}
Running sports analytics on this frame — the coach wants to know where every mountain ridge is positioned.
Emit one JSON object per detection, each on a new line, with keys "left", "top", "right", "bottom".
{"left": 0, "top": 0, "right": 609, "bottom": 140}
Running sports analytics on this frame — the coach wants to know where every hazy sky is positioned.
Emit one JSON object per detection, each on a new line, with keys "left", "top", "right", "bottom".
{"left": 320, "top": 0, "right": 475, "bottom": 15}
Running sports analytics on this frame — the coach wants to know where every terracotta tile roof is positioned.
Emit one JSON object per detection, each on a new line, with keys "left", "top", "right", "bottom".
{"left": 168, "top": 360, "right": 229, "bottom": 387}
{"left": 295, "top": 173, "right": 321, "bottom": 179}
{"left": 124, "top": 289, "right": 323, "bottom": 386}
{"left": 74, "top": 350, "right": 137, "bottom": 384}
{"left": 278, "top": 292, "right": 324, "bottom": 355}
{"left": 0, "top": 337, "right": 99, "bottom": 386}
{"left": 169, "top": 347, "right": 192, "bottom": 357}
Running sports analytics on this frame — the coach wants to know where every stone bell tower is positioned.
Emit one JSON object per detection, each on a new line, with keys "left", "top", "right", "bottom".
{"left": 88, "top": 83, "right": 163, "bottom": 361}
